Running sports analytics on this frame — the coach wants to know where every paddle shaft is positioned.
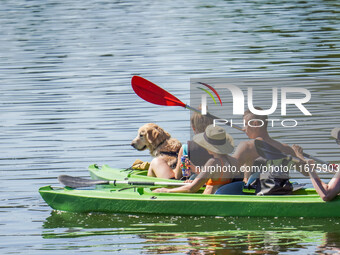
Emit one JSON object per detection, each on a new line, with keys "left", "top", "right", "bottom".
{"left": 303, "top": 153, "right": 329, "bottom": 165}
{"left": 58, "top": 175, "right": 189, "bottom": 188}
{"left": 254, "top": 139, "right": 337, "bottom": 180}
{"left": 110, "top": 180, "right": 188, "bottom": 186}
{"left": 258, "top": 153, "right": 333, "bottom": 177}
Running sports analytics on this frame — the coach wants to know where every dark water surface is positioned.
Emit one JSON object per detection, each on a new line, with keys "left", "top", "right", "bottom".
{"left": 0, "top": 0, "right": 339, "bottom": 254}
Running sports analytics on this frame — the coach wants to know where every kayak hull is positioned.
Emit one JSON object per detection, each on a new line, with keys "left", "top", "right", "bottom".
{"left": 39, "top": 186, "right": 340, "bottom": 218}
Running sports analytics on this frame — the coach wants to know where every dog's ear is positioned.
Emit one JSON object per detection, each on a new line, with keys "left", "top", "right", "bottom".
{"left": 146, "top": 126, "right": 170, "bottom": 146}
{"left": 146, "top": 128, "right": 159, "bottom": 145}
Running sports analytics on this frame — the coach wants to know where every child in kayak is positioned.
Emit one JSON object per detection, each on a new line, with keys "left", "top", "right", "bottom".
{"left": 153, "top": 125, "right": 237, "bottom": 194}
{"left": 148, "top": 111, "right": 214, "bottom": 179}
{"left": 293, "top": 128, "right": 340, "bottom": 201}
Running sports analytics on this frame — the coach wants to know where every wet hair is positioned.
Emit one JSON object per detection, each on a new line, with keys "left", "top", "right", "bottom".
{"left": 244, "top": 107, "right": 268, "bottom": 129}
{"left": 190, "top": 112, "right": 214, "bottom": 133}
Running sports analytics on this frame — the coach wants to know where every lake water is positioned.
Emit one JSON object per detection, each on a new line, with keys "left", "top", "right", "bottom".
{"left": 0, "top": 0, "right": 339, "bottom": 254}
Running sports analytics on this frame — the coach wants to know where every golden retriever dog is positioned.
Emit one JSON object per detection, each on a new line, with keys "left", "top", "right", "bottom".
{"left": 131, "top": 123, "right": 181, "bottom": 168}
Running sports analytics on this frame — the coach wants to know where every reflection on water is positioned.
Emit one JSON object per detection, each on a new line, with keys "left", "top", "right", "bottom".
{"left": 42, "top": 211, "right": 340, "bottom": 254}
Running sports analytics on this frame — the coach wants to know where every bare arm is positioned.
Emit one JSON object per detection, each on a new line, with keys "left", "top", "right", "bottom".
{"left": 291, "top": 145, "right": 315, "bottom": 176}
{"left": 293, "top": 145, "right": 340, "bottom": 201}
{"left": 232, "top": 141, "right": 257, "bottom": 182}
{"left": 308, "top": 163, "right": 340, "bottom": 201}
{"left": 173, "top": 147, "right": 184, "bottom": 180}
{"left": 283, "top": 144, "right": 309, "bottom": 176}
{"left": 153, "top": 171, "right": 209, "bottom": 193}
{"left": 232, "top": 141, "right": 254, "bottom": 167}
{"left": 153, "top": 158, "right": 221, "bottom": 193}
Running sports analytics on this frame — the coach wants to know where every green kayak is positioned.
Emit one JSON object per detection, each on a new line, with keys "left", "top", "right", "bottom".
{"left": 39, "top": 185, "right": 340, "bottom": 218}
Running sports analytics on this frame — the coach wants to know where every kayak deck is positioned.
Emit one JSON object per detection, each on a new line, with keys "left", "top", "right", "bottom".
{"left": 88, "top": 164, "right": 182, "bottom": 183}
{"left": 39, "top": 185, "right": 340, "bottom": 218}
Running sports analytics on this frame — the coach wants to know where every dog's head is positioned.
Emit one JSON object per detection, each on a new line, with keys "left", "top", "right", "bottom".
{"left": 131, "top": 123, "right": 171, "bottom": 153}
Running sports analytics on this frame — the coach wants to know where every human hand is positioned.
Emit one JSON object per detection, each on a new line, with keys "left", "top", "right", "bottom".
{"left": 153, "top": 187, "right": 170, "bottom": 193}
{"left": 292, "top": 144, "right": 304, "bottom": 157}
{"left": 297, "top": 159, "right": 315, "bottom": 174}
{"left": 184, "top": 179, "right": 193, "bottom": 183}
{"left": 307, "top": 159, "right": 315, "bottom": 164}
{"left": 304, "top": 159, "right": 316, "bottom": 174}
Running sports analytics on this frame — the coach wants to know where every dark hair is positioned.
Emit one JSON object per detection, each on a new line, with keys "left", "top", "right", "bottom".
{"left": 244, "top": 107, "right": 268, "bottom": 129}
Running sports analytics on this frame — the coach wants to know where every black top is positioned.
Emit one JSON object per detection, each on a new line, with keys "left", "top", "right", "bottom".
{"left": 188, "top": 141, "right": 213, "bottom": 167}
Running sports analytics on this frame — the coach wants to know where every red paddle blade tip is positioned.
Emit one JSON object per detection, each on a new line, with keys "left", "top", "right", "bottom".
{"left": 131, "top": 76, "right": 186, "bottom": 107}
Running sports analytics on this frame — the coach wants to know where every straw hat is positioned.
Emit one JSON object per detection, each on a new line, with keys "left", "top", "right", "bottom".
{"left": 193, "top": 125, "right": 234, "bottom": 154}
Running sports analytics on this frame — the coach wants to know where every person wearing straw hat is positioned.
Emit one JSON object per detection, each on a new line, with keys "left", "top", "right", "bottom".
{"left": 153, "top": 124, "right": 238, "bottom": 194}
{"left": 293, "top": 128, "right": 340, "bottom": 201}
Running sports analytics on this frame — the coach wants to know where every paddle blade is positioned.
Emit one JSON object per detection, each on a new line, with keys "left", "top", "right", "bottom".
{"left": 58, "top": 175, "right": 109, "bottom": 188}
{"left": 254, "top": 140, "right": 287, "bottom": 160}
{"left": 131, "top": 76, "right": 186, "bottom": 107}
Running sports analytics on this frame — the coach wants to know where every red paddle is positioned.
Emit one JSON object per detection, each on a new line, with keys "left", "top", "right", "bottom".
{"left": 131, "top": 76, "right": 199, "bottom": 113}
{"left": 131, "top": 75, "right": 243, "bottom": 133}
{"left": 132, "top": 76, "right": 247, "bottom": 133}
